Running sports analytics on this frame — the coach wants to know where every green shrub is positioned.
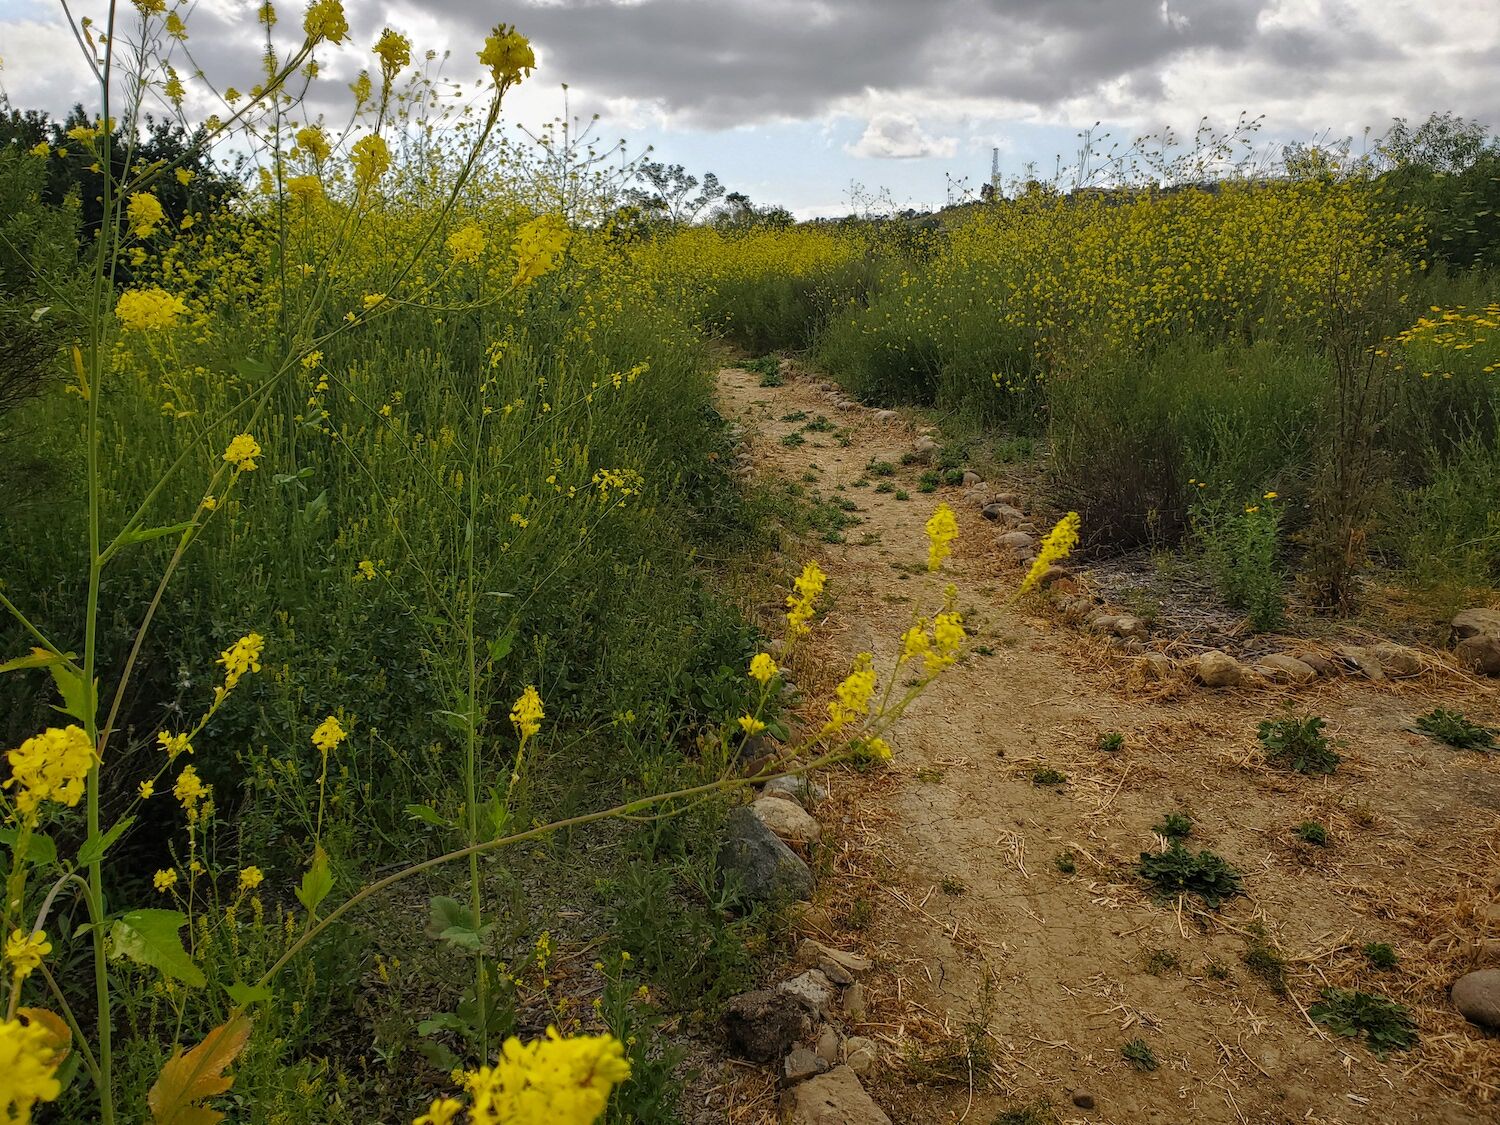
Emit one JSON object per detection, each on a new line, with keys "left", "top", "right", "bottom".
{"left": 1138, "top": 843, "right": 1243, "bottom": 907}
{"left": 1258, "top": 714, "right": 1340, "bottom": 774}
{"left": 1414, "top": 708, "right": 1495, "bottom": 750}
{"left": 1309, "top": 988, "right": 1417, "bottom": 1057}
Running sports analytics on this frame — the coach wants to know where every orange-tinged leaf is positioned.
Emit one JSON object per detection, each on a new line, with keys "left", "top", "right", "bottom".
{"left": 17, "top": 1007, "right": 72, "bottom": 1066}
{"left": 147, "top": 1013, "right": 252, "bottom": 1125}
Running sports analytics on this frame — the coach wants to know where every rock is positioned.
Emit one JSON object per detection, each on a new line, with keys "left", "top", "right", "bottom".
{"left": 1113, "top": 637, "right": 1145, "bottom": 654}
{"left": 778, "top": 969, "right": 838, "bottom": 1019}
{"left": 1255, "top": 653, "right": 1318, "bottom": 685}
{"left": 961, "top": 470, "right": 983, "bottom": 487}
{"left": 720, "top": 806, "right": 814, "bottom": 906}
{"left": 781, "top": 1066, "right": 892, "bottom": 1125}
{"left": 1030, "top": 564, "right": 1072, "bottom": 589}
{"left": 874, "top": 409, "right": 898, "bottom": 423}
{"left": 725, "top": 989, "right": 810, "bottom": 1063}
{"left": 814, "top": 1025, "right": 842, "bottom": 1066}
{"left": 1456, "top": 634, "right": 1500, "bottom": 676}
{"left": 753, "top": 796, "right": 822, "bottom": 845}
{"left": 994, "top": 491, "right": 1021, "bottom": 507}
{"left": 1135, "top": 653, "right": 1175, "bottom": 682}
{"left": 983, "top": 503, "right": 1026, "bottom": 526}
{"left": 1072, "top": 1090, "right": 1096, "bottom": 1110}
{"left": 912, "top": 436, "right": 938, "bottom": 461}
{"left": 1088, "top": 613, "right": 1120, "bottom": 634}
{"left": 1452, "top": 969, "right": 1500, "bottom": 1031}
{"left": 1452, "top": 608, "right": 1500, "bottom": 642}
{"left": 841, "top": 981, "right": 868, "bottom": 1021}
{"left": 818, "top": 381, "right": 835, "bottom": 393}
{"left": 786, "top": 902, "right": 833, "bottom": 934}
{"left": 1047, "top": 575, "right": 1081, "bottom": 596}
{"left": 1112, "top": 614, "right": 1148, "bottom": 640}
{"left": 844, "top": 1036, "right": 878, "bottom": 1074}
{"left": 1291, "top": 651, "right": 1337, "bottom": 678}
{"left": 1370, "top": 642, "right": 1424, "bottom": 677}
{"left": 998, "top": 531, "right": 1036, "bottom": 551}
{"left": 835, "top": 399, "right": 859, "bottom": 412}
{"left": 783, "top": 1047, "right": 828, "bottom": 1085}
{"left": 796, "top": 939, "right": 873, "bottom": 985}
{"left": 763, "top": 775, "right": 827, "bottom": 807}
{"left": 1335, "top": 645, "right": 1386, "bottom": 681}
{"left": 1194, "top": 649, "right": 1246, "bottom": 688}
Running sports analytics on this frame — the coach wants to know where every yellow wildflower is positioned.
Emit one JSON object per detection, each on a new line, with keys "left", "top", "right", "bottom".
{"left": 295, "top": 125, "right": 331, "bottom": 162}
{"left": 29, "top": 141, "right": 48, "bottom": 158}
{"left": 173, "top": 765, "right": 206, "bottom": 812}
{"left": 898, "top": 623, "right": 930, "bottom": 666}
{"left": 785, "top": 561, "right": 827, "bottom": 637}
{"left": 138, "top": 780, "right": 154, "bottom": 799}
{"left": 1263, "top": 491, "right": 1278, "bottom": 500}
{"left": 447, "top": 224, "right": 486, "bottom": 265}
{"left": 825, "top": 653, "right": 876, "bottom": 732}
{"left": 1017, "top": 512, "right": 1080, "bottom": 596}
{"left": 748, "top": 653, "right": 778, "bottom": 684}
{"left": 166, "top": 11, "right": 187, "bottom": 39}
{"left": 858, "top": 736, "right": 892, "bottom": 761}
{"left": 510, "top": 686, "right": 544, "bottom": 740}
{"left": 311, "top": 716, "right": 347, "bottom": 754}
{"left": 512, "top": 214, "right": 569, "bottom": 287}
{"left": 374, "top": 27, "right": 412, "bottom": 81}
{"left": 925, "top": 502, "right": 958, "bottom": 571}
{"left": 127, "top": 192, "right": 164, "bottom": 238}
{"left": 479, "top": 24, "right": 536, "bottom": 88}
{"left": 457, "top": 1028, "right": 629, "bottom": 1125}
{"left": 302, "top": 0, "right": 348, "bottom": 44}
{"left": 356, "top": 560, "right": 377, "bottom": 580}
{"left": 413, "top": 1098, "right": 463, "bottom": 1125}
{"left": 4, "top": 929, "right": 50, "bottom": 981}
{"left": 351, "top": 134, "right": 390, "bottom": 188}
{"left": 737, "top": 715, "right": 766, "bottom": 736}
{"left": 0, "top": 1016, "right": 64, "bottom": 1121}
{"left": 157, "top": 731, "right": 193, "bottom": 759}
{"left": 239, "top": 866, "right": 265, "bottom": 891}
{"left": 929, "top": 612, "right": 965, "bottom": 672}
{"left": 153, "top": 868, "right": 178, "bottom": 892}
{"left": 5, "top": 726, "right": 93, "bottom": 817}
{"left": 218, "top": 632, "right": 265, "bottom": 689}
{"left": 115, "top": 287, "right": 187, "bottom": 331}
{"left": 223, "top": 433, "right": 262, "bottom": 472}
{"left": 175, "top": 167, "right": 193, "bottom": 186}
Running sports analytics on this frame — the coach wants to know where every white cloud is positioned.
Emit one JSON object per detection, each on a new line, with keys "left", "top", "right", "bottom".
{"left": 846, "top": 113, "right": 958, "bottom": 159}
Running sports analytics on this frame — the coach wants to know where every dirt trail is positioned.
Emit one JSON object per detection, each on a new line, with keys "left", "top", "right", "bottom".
{"left": 715, "top": 360, "right": 1500, "bottom": 1125}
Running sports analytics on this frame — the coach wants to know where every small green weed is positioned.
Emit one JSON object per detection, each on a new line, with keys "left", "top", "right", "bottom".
{"left": 1121, "top": 1038, "right": 1158, "bottom": 1071}
{"left": 875, "top": 481, "right": 895, "bottom": 494}
{"left": 943, "top": 468, "right": 965, "bottom": 485}
{"left": 941, "top": 875, "right": 969, "bottom": 896}
{"left": 1258, "top": 713, "right": 1340, "bottom": 775}
{"left": 1363, "top": 942, "right": 1398, "bottom": 971}
{"left": 1295, "top": 821, "right": 1329, "bottom": 846}
{"left": 918, "top": 470, "right": 941, "bottom": 493}
{"left": 1097, "top": 731, "right": 1124, "bottom": 752}
{"left": 1152, "top": 812, "right": 1193, "bottom": 840}
{"left": 1138, "top": 843, "right": 1243, "bottom": 907}
{"left": 1414, "top": 708, "right": 1495, "bottom": 750}
{"left": 803, "top": 415, "right": 837, "bottom": 433}
{"left": 1205, "top": 959, "right": 1232, "bottom": 981}
{"left": 895, "top": 489, "right": 911, "bottom": 501}
{"left": 780, "top": 410, "right": 808, "bottom": 422}
{"left": 845, "top": 896, "right": 874, "bottom": 931}
{"left": 1032, "top": 766, "right": 1067, "bottom": 786}
{"left": 1309, "top": 988, "right": 1417, "bottom": 1057}
{"left": 1243, "top": 925, "right": 1288, "bottom": 995}
{"left": 1144, "top": 948, "right": 1180, "bottom": 975}
{"left": 780, "top": 431, "right": 805, "bottom": 447}
{"left": 867, "top": 459, "right": 897, "bottom": 476}
{"left": 1054, "top": 851, "right": 1076, "bottom": 875}
{"left": 992, "top": 1101, "right": 1056, "bottom": 1125}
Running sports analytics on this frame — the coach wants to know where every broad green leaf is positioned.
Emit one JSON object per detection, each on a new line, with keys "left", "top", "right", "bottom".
{"left": 224, "top": 982, "right": 272, "bottom": 1007}
{"left": 234, "top": 357, "right": 274, "bottom": 380}
{"left": 476, "top": 791, "right": 511, "bottom": 841}
{"left": 147, "top": 1012, "right": 253, "bottom": 1125}
{"left": 487, "top": 625, "right": 516, "bottom": 664}
{"left": 404, "top": 803, "right": 451, "bottom": 829}
{"left": 0, "top": 648, "right": 73, "bottom": 675}
{"left": 415, "top": 1038, "right": 460, "bottom": 1072}
{"left": 77, "top": 815, "right": 135, "bottom": 867}
{"left": 294, "top": 847, "right": 333, "bottom": 917}
{"left": 110, "top": 910, "right": 205, "bottom": 987}
{"left": 0, "top": 827, "right": 58, "bottom": 867}
{"left": 424, "top": 895, "right": 489, "bottom": 952}
{"left": 47, "top": 662, "right": 95, "bottom": 725}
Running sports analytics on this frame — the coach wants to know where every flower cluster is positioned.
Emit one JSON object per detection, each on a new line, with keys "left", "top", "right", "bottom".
{"left": 479, "top": 24, "right": 536, "bottom": 89}
{"left": 127, "top": 192, "right": 164, "bottom": 238}
{"left": 447, "top": 225, "right": 486, "bottom": 265}
{"left": 0, "top": 1016, "right": 64, "bottom": 1121}
{"left": 512, "top": 215, "right": 569, "bottom": 287}
{"left": 5, "top": 725, "right": 94, "bottom": 818}
{"left": 1018, "top": 512, "right": 1081, "bottom": 595}
{"left": 302, "top": 0, "right": 348, "bottom": 44}
{"left": 115, "top": 287, "right": 188, "bottom": 331}
{"left": 311, "top": 716, "right": 347, "bottom": 754}
{"left": 415, "top": 1028, "right": 629, "bottom": 1125}
{"left": 351, "top": 134, "right": 392, "bottom": 189}
{"left": 823, "top": 653, "right": 877, "bottom": 735}
{"left": 925, "top": 503, "right": 958, "bottom": 571}
{"left": 510, "top": 686, "right": 544, "bottom": 740}
{"left": 785, "top": 561, "right": 826, "bottom": 637}
{"left": 223, "top": 433, "right": 262, "bottom": 472}
{"left": 4, "top": 929, "right": 51, "bottom": 982}
{"left": 218, "top": 632, "right": 265, "bottom": 690}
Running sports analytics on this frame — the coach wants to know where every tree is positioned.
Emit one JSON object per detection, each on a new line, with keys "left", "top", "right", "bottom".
{"left": 624, "top": 160, "right": 725, "bottom": 225}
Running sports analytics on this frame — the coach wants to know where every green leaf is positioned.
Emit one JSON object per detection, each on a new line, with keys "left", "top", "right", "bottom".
{"left": 234, "top": 357, "right": 274, "bottom": 380}
{"left": 404, "top": 804, "right": 452, "bottom": 829}
{"left": 109, "top": 910, "right": 205, "bottom": 987}
{"left": 476, "top": 790, "right": 511, "bottom": 841}
{"left": 0, "top": 827, "right": 58, "bottom": 867}
{"left": 0, "top": 648, "right": 74, "bottom": 675}
{"left": 77, "top": 815, "right": 135, "bottom": 867}
{"left": 115, "top": 521, "right": 195, "bottom": 549}
{"left": 487, "top": 625, "right": 516, "bottom": 665}
{"left": 47, "top": 662, "right": 95, "bottom": 725}
{"left": 224, "top": 982, "right": 272, "bottom": 1007}
{"left": 294, "top": 847, "right": 334, "bottom": 917}
{"left": 424, "top": 895, "right": 490, "bottom": 952}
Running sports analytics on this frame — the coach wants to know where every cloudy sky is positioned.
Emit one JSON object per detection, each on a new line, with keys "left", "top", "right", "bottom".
{"left": 3, "top": 0, "right": 1498, "bottom": 215}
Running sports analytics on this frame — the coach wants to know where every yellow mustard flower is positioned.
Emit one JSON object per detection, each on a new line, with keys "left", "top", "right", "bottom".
{"left": 302, "top": 0, "right": 348, "bottom": 43}
{"left": 173, "top": 765, "right": 206, "bottom": 812}
{"left": 512, "top": 214, "right": 569, "bottom": 287}
{"left": 455, "top": 1028, "right": 629, "bottom": 1125}
{"left": 115, "top": 287, "right": 187, "bottom": 331}
{"left": 413, "top": 1098, "right": 462, "bottom": 1125}
{"left": 785, "top": 561, "right": 827, "bottom": 637}
{"left": 1018, "top": 512, "right": 1080, "bottom": 596}
{"left": 239, "top": 866, "right": 265, "bottom": 891}
{"left": 138, "top": 780, "right": 154, "bottom": 799}
{"left": 374, "top": 27, "right": 412, "bottom": 80}
{"left": 737, "top": 715, "right": 766, "bottom": 736}
{"left": 5, "top": 726, "right": 93, "bottom": 817}
{"left": 447, "top": 225, "right": 485, "bottom": 264}
{"left": 157, "top": 731, "right": 193, "bottom": 759}
{"left": 748, "top": 653, "right": 778, "bottom": 684}
{"left": 478, "top": 24, "right": 535, "bottom": 88}
{"left": 223, "top": 433, "right": 262, "bottom": 471}
{"left": 218, "top": 632, "right": 265, "bottom": 690}
{"left": 295, "top": 125, "right": 331, "bottom": 162}
{"left": 351, "top": 134, "right": 390, "bottom": 188}
{"left": 311, "top": 716, "right": 347, "bottom": 754}
{"left": 153, "top": 868, "right": 178, "bottom": 892}
{"left": 127, "top": 192, "right": 164, "bottom": 238}
{"left": 0, "top": 1016, "right": 64, "bottom": 1120}
{"left": 510, "top": 686, "right": 544, "bottom": 739}
{"left": 4, "top": 929, "right": 51, "bottom": 981}
{"left": 925, "top": 502, "right": 958, "bottom": 571}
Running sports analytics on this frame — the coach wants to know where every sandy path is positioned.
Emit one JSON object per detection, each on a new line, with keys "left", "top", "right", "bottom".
{"left": 715, "top": 360, "right": 1500, "bottom": 1125}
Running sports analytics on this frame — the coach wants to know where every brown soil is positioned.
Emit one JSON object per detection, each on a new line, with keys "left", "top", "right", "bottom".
{"left": 713, "top": 359, "right": 1500, "bottom": 1125}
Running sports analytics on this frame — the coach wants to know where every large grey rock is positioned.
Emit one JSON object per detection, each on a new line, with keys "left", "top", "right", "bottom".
{"left": 998, "top": 530, "right": 1036, "bottom": 551}
{"left": 1452, "top": 969, "right": 1500, "bottom": 1031}
{"left": 1456, "top": 634, "right": 1500, "bottom": 676}
{"left": 721, "top": 806, "right": 814, "bottom": 906}
{"left": 1291, "top": 650, "right": 1338, "bottom": 678}
{"left": 873, "top": 409, "right": 898, "bottom": 423}
{"left": 1194, "top": 649, "right": 1245, "bottom": 688}
{"left": 1135, "top": 653, "right": 1175, "bottom": 682}
{"left": 781, "top": 1065, "right": 892, "bottom": 1125}
{"left": 1255, "top": 653, "right": 1318, "bottom": 685}
{"left": 753, "top": 796, "right": 821, "bottom": 845}
{"left": 1452, "top": 608, "right": 1500, "bottom": 642}
{"left": 912, "top": 436, "right": 938, "bottom": 461}
{"left": 725, "top": 989, "right": 810, "bottom": 1063}
{"left": 777, "top": 969, "right": 838, "bottom": 1020}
